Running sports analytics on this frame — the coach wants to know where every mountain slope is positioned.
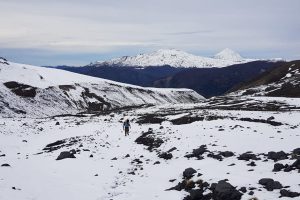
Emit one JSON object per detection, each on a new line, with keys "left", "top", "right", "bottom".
{"left": 0, "top": 59, "right": 204, "bottom": 118}
{"left": 92, "top": 49, "right": 254, "bottom": 68}
{"left": 229, "top": 61, "right": 300, "bottom": 97}
{"left": 153, "top": 61, "right": 281, "bottom": 98}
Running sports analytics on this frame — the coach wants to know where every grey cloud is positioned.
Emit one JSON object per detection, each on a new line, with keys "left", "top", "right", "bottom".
{"left": 0, "top": 0, "right": 299, "bottom": 65}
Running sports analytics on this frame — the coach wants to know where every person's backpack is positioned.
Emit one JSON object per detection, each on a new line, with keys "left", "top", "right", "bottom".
{"left": 123, "top": 121, "right": 130, "bottom": 128}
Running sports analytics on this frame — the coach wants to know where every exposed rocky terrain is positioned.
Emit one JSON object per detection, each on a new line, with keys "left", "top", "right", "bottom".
{"left": 230, "top": 61, "right": 300, "bottom": 98}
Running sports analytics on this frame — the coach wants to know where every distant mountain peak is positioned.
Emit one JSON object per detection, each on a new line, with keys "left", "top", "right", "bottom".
{"left": 94, "top": 48, "right": 252, "bottom": 68}
{"left": 214, "top": 48, "right": 243, "bottom": 61}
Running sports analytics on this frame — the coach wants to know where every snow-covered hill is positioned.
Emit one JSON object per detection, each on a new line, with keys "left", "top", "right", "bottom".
{"left": 0, "top": 59, "right": 204, "bottom": 118}
{"left": 92, "top": 49, "right": 255, "bottom": 68}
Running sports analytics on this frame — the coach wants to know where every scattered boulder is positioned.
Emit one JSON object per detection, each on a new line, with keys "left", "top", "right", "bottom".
{"left": 238, "top": 152, "right": 260, "bottom": 161}
{"left": 183, "top": 168, "right": 197, "bottom": 179}
{"left": 220, "top": 151, "right": 234, "bottom": 158}
{"left": 212, "top": 180, "right": 242, "bottom": 200}
{"left": 185, "top": 145, "right": 207, "bottom": 159}
{"left": 239, "top": 187, "right": 247, "bottom": 193}
{"left": 292, "top": 148, "right": 300, "bottom": 155}
{"left": 280, "top": 189, "right": 300, "bottom": 198}
{"left": 267, "top": 151, "right": 288, "bottom": 161}
{"left": 135, "top": 131, "right": 164, "bottom": 151}
{"left": 258, "top": 178, "right": 283, "bottom": 191}
{"left": 267, "top": 116, "right": 275, "bottom": 121}
{"left": 207, "top": 153, "right": 223, "bottom": 161}
{"left": 56, "top": 150, "right": 76, "bottom": 160}
{"left": 273, "top": 163, "right": 285, "bottom": 172}
{"left": 158, "top": 152, "right": 173, "bottom": 160}
{"left": 167, "top": 147, "right": 177, "bottom": 153}
{"left": 247, "top": 161, "right": 256, "bottom": 167}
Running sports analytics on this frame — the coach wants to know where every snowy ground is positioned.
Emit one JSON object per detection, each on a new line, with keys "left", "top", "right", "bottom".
{"left": 1, "top": 103, "right": 300, "bottom": 200}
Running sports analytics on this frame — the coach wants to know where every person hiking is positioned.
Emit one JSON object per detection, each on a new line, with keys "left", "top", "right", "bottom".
{"left": 123, "top": 119, "right": 131, "bottom": 136}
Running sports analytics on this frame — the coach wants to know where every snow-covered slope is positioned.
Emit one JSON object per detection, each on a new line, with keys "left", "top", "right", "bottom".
{"left": 92, "top": 49, "right": 255, "bottom": 68}
{"left": 0, "top": 59, "right": 204, "bottom": 118}
{"left": 0, "top": 100, "right": 299, "bottom": 200}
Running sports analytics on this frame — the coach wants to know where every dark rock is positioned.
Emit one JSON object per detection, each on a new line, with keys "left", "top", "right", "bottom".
{"left": 247, "top": 161, "right": 256, "bottom": 166}
{"left": 171, "top": 116, "right": 204, "bottom": 125}
{"left": 267, "top": 151, "right": 288, "bottom": 161}
{"left": 280, "top": 189, "right": 300, "bottom": 198}
{"left": 207, "top": 153, "right": 223, "bottom": 161}
{"left": 135, "top": 131, "right": 164, "bottom": 151}
{"left": 212, "top": 180, "right": 242, "bottom": 200}
{"left": 284, "top": 166, "right": 293, "bottom": 172}
{"left": 132, "top": 158, "right": 143, "bottom": 164}
{"left": 273, "top": 163, "right": 285, "bottom": 172}
{"left": 0, "top": 154, "right": 5, "bottom": 157}
{"left": 125, "top": 154, "right": 130, "bottom": 158}
{"left": 56, "top": 151, "right": 76, "bottom": 160}
{"left": 158, "top": 152, "right": 173, "bottom": 160}
{"left": 111, "top": 157, "right": 117, "bottom": 160}
{"left": 267, "top": 116, "right": 275, "bottom": 121}
{"left": 248, "top": 191, "right": 254, "bottom": 195}
{"left": 183, "top": 189, "right": 207, "bottom": 200}
{"left": 167, "top": 147, "right": 177, "bottom": 153}
{"left": 185, "top": 145, "right": 207, "bottom": 159}
{"left": 258, "top": 178, "right": 283, "bottom": 191}
{"left": 136, "top": 115, "right": 165, "bottom": 124}
{"left": 89, "top": 154, "right": 93, "bottom": 158}
{"left": 293, "top": 148, "right": 300, "bottom": 155}
{"left": 4, "top": 81, "right": 37, "bottom": 98}
{"left": 238, "top": 152, "right": 259, "bottom": 161}
{"left": 169, "top": 179, "right": 176, "bottom": 182}
{"left": 291, "top": 158, "right": 300, "bottom": 169}
{"left": 220, "top": 151, "right": 234, "bottom": 157}
{"left": 1, "top": 163, "right": 10, "bottom": 167}
{"left": 183, "top": 168, "right": 197, "bottom": 179}
{"left": 153, "top": 161, "right": 160, "bottom": 165}
{"left": 55, "top": 122, "right": 60, "bottom": 125}
{"left": 239, "top": 187, "right": 247, "bottom": 193}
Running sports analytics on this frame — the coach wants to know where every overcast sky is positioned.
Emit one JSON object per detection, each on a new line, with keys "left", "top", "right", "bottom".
{"left": 0, "top": 0, "right": 299, "bottom": 66}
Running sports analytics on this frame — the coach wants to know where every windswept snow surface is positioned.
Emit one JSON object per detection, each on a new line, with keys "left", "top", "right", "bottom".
{"left": 0, "top": 60, "right": 204, "bottom": 117}
{"left": 0, "top": 100, "right": 300, "bottom": 200}
{"left": 93, "top": 49, "right": 255, "bottom": 68}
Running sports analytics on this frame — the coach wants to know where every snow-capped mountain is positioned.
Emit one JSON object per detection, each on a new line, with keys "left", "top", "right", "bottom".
{"left": 92, "top": 49, "right": 254, "bottom": 68}
{"left": 0, "top": 58, "right": 204, "bottom": 117}
{"left": 213, "top": 48, "right": 243, "bottom": 61}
